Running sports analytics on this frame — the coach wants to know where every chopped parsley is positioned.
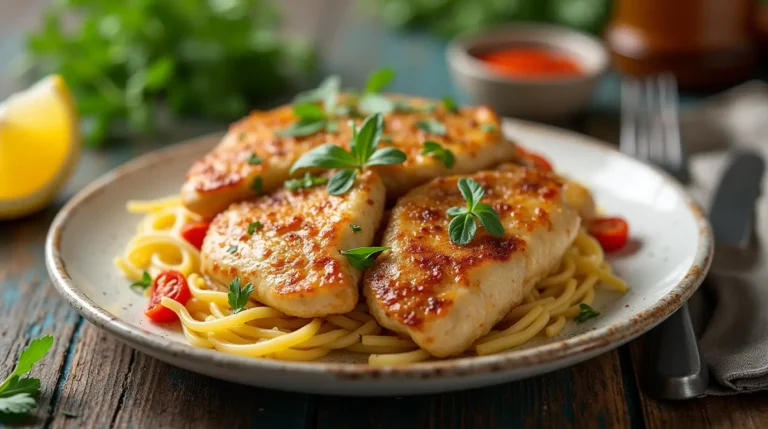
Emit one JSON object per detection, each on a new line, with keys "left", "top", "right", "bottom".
{"left": 129, "top": 271, "right": 152, "bottom": 293}
{"left": 226, "top": 245, "right": 238, "bottom": 254}
{"left": 341, "top": 247, "right": 390, "bottom": 270}
{"left": 247, "top": 221, "right": 263, "bottom": 235}
{"left": 350, "top": 224, "right": 362, "bottom": 233}
{"left": 284, "top": 172, "right": 328, "bottom": 191}
{"left": 251, "top": 177, "right": 264, "bottom": 196}
{"left": 247, "top": 153, "right": 262, "bottom": 165}
{"left": 227, "top": 277, "right": 254, "bottom": 314}
{"left": 417, "top": 119, "right": 446, "bottom": 135}
{"left": 575, "top": 304, "right": 600, "bottom": 324}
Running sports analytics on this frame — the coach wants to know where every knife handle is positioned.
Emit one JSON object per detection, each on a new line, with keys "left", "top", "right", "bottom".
{"left": 642, "top": 303, "right": 709, "bottom": 399}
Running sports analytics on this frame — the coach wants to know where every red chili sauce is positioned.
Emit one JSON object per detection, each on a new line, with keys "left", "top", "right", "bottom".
{"left": 477, "top": 46, "right": 583, "bottom": 79}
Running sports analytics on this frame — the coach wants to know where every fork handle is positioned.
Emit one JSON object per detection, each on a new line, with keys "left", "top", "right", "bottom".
{"left": 642, "top": 302, "right": 709, "bottom": 399}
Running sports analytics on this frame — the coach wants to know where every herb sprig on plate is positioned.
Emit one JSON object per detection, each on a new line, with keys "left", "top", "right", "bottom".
{"left": 129, "top": 271, "right": 152, "bottom": 293}
{"left": 341, "top": 247, "right": 390, "bottom": 270}
{"left": 575, "top": 304, "right": 600, "bottom": 324}
{"left": 0, "top": 335, "right": 53, "bottom": 420}
{"left": 421, "top": 141, "right": 455, "bottom": 168}
{"left": 228, "top": 277, "right": 254, "bottom": 314}
{"left": 289, "top": 113, "right": 406, "bottom": 195}
{"left": 446, "top": 178, "right": 504, "bottom": 245}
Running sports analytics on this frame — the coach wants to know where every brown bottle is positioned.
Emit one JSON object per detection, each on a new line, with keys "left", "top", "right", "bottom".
{"left": 605, "top": 0, "right": 757, "bottom": 89}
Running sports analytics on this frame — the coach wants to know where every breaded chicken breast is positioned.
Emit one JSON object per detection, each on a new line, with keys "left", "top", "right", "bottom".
{"left": 182, "top": 95, "right": 516, "bottom": 217}
{"left": 364, "top": 167, "right": 581, "bottom": 357}
{"left": 201, "top": 170, "right": 385, "bottom": 318}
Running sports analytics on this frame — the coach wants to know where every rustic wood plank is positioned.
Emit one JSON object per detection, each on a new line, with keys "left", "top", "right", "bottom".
{"left": 630, "top": 338, "right": 768, "bottom": 428}
{"left": 315, "top": 350, "right": 632, "bottom": 429}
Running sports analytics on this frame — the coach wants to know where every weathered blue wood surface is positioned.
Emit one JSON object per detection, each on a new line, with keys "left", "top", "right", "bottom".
{"left": 3, "top": 1, "right": 768, "bottom": 428}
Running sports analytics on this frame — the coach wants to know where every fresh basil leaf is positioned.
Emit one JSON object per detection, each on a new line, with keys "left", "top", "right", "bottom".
{"left": 575, "top": 304, "right": 600, "bottom": 324}
{"left": 327, "top": 169, "right": 357, "bottom": 196}
{"left": 421, "top": 141, "right": 455, "bottom": 168}
{"left": 473, "top": 210, "right": 504, "bottom": 237}
{"left": 417, "top": 119, "right": 446, "bottom": 136}
{"left": 358, "top": 93, "right": 395, "bottom": 115}
{"left": 129, "top": 271, "right": 152, "bottom": 292}
{"left": 442, "top": 96, "right": 459, "bottom": 113}
{"left": 481, "top": 123, "right": 497, "bottom": 133}
{"left": 277, "top": 118, "right": 327, "bottom": 137}
{"left": 448, "top": 213, "right": 477, "bottom": 245}
{"left": 227, "top": 277, "right": 254, "bottom": 314}
{"left": 457, "top": 178, "right": 484, "bottom": 210}
{"left": 247, "top": 153, "right": 262, "bottom": 165}
{"left": 350, "top": 224, "right": 362, "bottom": 232}
{"left": 446, "top": 206, "right": 468, "bottom": 217}
{"left": 290, "top": 144, "right": 359, "bottom": 174}
{"left": 293, "top": 102, "right": 326, "bottom": 121}
{"left": 365, "top": 67, "right": 396, "bottom": 93}
{"left": 247, "top": 221, "right": 263, "bottom": 235}
{"left": 251, "top": 177, "right": 264, "bottom": 195}
{"left": 341, "top": 246, "right": 390, "bottom": 270}
{"left": 365, "top": 147, "right": 407, "bottom": 167}
{"left": 353, "top": 113, "right": 385, "bottom": 165}
{"left": 284, "top": 172, "right": 328, "bottom": 191}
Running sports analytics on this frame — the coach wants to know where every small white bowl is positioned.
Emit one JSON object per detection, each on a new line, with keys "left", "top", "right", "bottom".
{"left": 447, "top": 23, "right": 609, "bottom": 122}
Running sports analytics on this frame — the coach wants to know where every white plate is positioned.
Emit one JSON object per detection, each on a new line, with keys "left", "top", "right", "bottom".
{"left": 45, "top": 119, "right": 713, "bottom": 396}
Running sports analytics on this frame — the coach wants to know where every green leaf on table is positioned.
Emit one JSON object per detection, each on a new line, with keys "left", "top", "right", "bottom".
{"left": 341, "top": 246, "right": 390, "bottom": 270}
{"left": 0, "top": 393, "right": 36, "bottom": 414}
{"left": 421, "top": 141, "right": 455, "bottom": 168}
{"left": 417, "top": 119, "right": 446, "bottom": 136}
{"left": 365, "top": 67, "right": 396, "bottom": 93}
{"left": 227, "top": 277, "right": 254, "bottom": 314}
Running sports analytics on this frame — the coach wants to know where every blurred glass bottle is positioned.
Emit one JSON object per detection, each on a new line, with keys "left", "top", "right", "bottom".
{"left": 605, "top": 0, "right": 757, "bottom": 89}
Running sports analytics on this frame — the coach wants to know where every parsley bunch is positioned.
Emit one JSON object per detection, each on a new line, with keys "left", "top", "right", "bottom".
{"left": 25, "top": 0, "right": 315, "bottom": 146}
{"left": 446, "top": 178, "right": 504, "bottom": 245}
{"left": 290, "top": 113, "right": 407, "bottom": 195}
{"left": 0, "top": 335, "right": 53, "bottom": 421}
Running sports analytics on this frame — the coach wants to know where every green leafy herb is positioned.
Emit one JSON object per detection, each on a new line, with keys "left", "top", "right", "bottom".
{"left": 247, "top": 221, "right": 263, "bottom": 235}
{"left": 129, "top": 271, "right": 152, "bottom": 292}
{"left": 227, "top": 245, "right": 238, "bottom": 254}
{"left": 227, "top": 278, "right": 254, "bottom": 314}
{"left": 284, "top": 172, "right": 328, "bottom": 191}
{"left": 358, "top": 93, "right": 395, "bottom": 115}
{"left": 481, "top": 123, "right": 497, "bottom": 133}
{"left": 365, "top": 67, "right": 396, "bottom": 93}
{"left": 417, "top": 119, "right": 447, "bottom": 136}
{"left": 394, "top": 101, "right": 436, "bottom": 114}
{"left": 247, "top": 153, "right": 263, "bottom": 165}
{"left": 0, "top": 335, "right": 53, "bottom": 419}
{"left": 350, "top": 224, "right": 362, "bottom": 232}
{"left": 290, "top": 113, "right": 407, "bottom": 195}
{"left": 442, "top": 96, "right": 459, "bottom": 113}
{"left": 446, "top": 178, "right": 505, "bottom": 245}
{"left": 277, "top": 118, "right": 327, "bottom": 137}
{"left": 421, "top": 141, "right": 455, "bottom": 168}
{"left": 293, "top": 75, "right": 341, "bottom": 111}
{"left": 575, "top": 304, "right": 600, "bottom": 324}
{"left": 251, "top": 177, "right": 264, "bottom": 196}
{"left": 26, "top": 1, "right": 315, "bottom": 147}
{"left": 341, "top": 247, "right": 390, "bottom": 270}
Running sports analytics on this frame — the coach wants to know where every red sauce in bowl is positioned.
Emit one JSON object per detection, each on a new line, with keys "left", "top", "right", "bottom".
{"left": 477, "top": 47, "right": 584, "bottom": 79}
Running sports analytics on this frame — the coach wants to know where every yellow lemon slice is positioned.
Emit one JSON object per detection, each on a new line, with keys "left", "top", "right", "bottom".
{"left": 0, "top": 75, "right": 80, "bottom": 219}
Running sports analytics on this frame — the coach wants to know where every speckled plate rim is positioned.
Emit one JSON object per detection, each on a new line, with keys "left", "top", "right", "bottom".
{"left": 45, "top": 118, "right": 713, "bottom": 382}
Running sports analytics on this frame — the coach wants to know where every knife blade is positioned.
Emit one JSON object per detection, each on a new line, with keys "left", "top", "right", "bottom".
{"left": 643, "top": 151, "right": 764, "bottom": 400}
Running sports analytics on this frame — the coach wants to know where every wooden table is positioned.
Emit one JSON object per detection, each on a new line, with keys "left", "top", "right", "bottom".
{"left": 2, "top": 2, "right": 768, "bottom": 428}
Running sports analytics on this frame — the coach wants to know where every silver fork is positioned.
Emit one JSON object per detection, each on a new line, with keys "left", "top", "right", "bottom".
{"left": 620, "top": 74, "right": 708, "bottom": 399}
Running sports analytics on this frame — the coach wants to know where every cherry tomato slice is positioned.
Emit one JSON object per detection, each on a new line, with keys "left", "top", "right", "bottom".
{"left": 145, "top": 270, "right": 191, "bottom": 323}
{"left": 180, "top": 221, "right": 210, "bottom": 250}
{"left": 588, "top": 217, "right": 629, "bottom": 252}
{"left": 516, "top": 147, "right": 554, "bottom": 172}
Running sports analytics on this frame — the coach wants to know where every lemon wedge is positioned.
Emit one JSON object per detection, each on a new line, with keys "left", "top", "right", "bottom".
{"left": 0, "top": 75, "right": 80, "bottom": 219}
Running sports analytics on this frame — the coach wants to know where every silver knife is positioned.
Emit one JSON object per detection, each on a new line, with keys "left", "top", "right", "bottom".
{"left": 643, "top": 151, "right": 764, "bottom": 400}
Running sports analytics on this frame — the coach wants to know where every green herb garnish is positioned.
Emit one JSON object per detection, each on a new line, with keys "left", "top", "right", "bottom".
{"left": 341, "top": 247, "right": 390, "bottom": 270}
{"left": 364, "top": 67, "right": 396, "bottom": 93}
{"left": 350, "top": 224, "right": 362, "bottom": 233}
{"left": 227, "top": 245, "right": 238, "bottom": 254}
{"left": 247, "top": 221, "right": 263, "bottom": 235}
{"left": 481, "top": 123, "right": 497, "bottom": 133}
{"left": 129, "top": 271, "right": 152, "bottom": 293}
{"left": 280, "top": 76, "right": 343, "bottom": 137}
{"left": 227, "top": 278, "right": 254, "bottom": 314}
{"left": 284, "top": 172, "right": 329, "bottom": 191}
{"left": 251, "top": 177, "right": 264, "bottom": 196}
{"left": 247, "top": 153, "right": 263, "bottom": 165}
{"left": 442, "top": 96, "right": 459, "bottom": 113}
{"left": 290, "top": 113, "right": 406, "bottom": 195}
{"left": 421, "top": 141, "right": 455, "bottom": 168}
{"left": 358, "top": 68, "right": 396, "bottom": 114}
{"left": 394, "top": 101, "right": 436, "bottom": 114}
{"left": 446, "top": 178, "right": 504, "bottom": 245}
{"left": 575, "top": 304, "right": 600, "bottom": 324}
{"left": 0, "top": 335, "right": 53, "bottom": 419}
{"left": 417, "top": 119, "right": 446, "bottom": 136}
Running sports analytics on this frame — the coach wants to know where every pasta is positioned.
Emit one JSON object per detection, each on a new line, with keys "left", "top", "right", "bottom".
{"left": 115, "top": 196, "right": 628, "bottom": 365}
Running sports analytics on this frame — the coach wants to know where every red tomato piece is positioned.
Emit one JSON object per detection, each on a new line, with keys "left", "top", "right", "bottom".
{"left": 180, "top": 221, "right": 210, "bottom": 250}
{"left": 145, "top": 270, "right": 191, "bottom": 323}
{"left": 588, "top": 217, "right": 629, "bottom": 252}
